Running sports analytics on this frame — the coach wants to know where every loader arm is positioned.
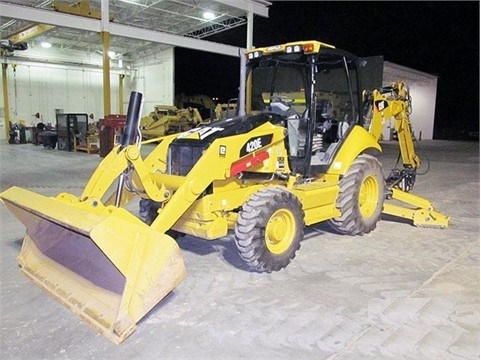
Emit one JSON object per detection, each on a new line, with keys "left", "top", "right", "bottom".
{"left": 80, "top": 145, "right": 129, "bottom": 201}
{"left": 150, "top": 149, "right": 224, "bottom": 234}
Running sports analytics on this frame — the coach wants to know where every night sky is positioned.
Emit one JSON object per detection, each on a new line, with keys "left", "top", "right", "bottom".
{"left": 175, "top": 1, "right": 479, "bottom": 140}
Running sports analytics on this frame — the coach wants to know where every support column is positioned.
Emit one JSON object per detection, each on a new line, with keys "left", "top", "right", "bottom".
{"left": 238, "top": 50, "right": 246, "bottom": 116}
{"left": 101, "top": 31, "right": 111, "bottom": 116}
{"left": 239, "top": 11, "right": 254, "bottom": 116}
{"left": 2, "top": 64, "right": 11, "bottom": 140}
{"left": 101, "top": 0, "right": 111, "bottom": 116}
{"left": 119, "top": 74, "right": 125, "bottom": 114}
{"left": 246, "top": 11, "right": 254, "bottom": 50}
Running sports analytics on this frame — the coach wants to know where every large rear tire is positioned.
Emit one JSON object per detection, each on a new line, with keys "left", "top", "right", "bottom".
{"left": 328, "top": 154, "right": 384, "bottom": 235}
{"left": 234, "top": 187, "right": 304, "bottom": 273}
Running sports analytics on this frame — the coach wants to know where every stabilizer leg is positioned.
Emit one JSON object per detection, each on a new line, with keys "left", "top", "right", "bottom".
{"left": 383, "top": 188, "right": 449, "bottom": 228}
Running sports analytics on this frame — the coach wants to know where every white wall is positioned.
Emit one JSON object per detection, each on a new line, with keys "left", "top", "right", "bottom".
{"left": 0, "top": 62, "right": 120, "bottom": 139}
{"left": 129, "top": 48, "right": 175, "bottom": 117}
{"left": 383, "top": 62, "right": 438, "bottom": 140}
{"left": 0, "top": 47, "right": 175, "bottom": 141}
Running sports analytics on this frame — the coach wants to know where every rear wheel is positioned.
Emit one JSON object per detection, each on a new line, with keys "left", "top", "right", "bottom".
{"left": 328, "top": 154, "right": 384, "bottom": 235}
{"left": 234, "top": 187, "right": 304, "bottom": 273}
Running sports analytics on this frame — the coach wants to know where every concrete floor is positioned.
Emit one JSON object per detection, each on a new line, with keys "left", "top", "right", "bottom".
{"left": 0, "top": 140, "right": 479, "bottom": 360}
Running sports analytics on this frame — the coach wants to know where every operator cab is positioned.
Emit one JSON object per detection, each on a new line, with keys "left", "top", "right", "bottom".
{"left": 245, "top": 42, "right": 361, "bottom": 176}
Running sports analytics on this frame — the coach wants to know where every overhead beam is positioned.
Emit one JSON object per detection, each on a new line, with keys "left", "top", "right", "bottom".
{"left": 8, "top": 1, "right": 109, "bottom": 46}
{"left": 1, "top": 3, "right": 99, "bottom": 32}
{"left": 53, "top": 0, "right": 102, "bottom": 20}
{"left": 8, "top": 24, "right": 55, "bottom": 44}
{"left": 109, "top": 23, "right": 242, "bottom": 57}
{"left": 0, "top": 2, "right": 245, "bottom": 58}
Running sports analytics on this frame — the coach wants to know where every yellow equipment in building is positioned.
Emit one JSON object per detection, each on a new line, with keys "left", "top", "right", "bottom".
{"left": 0, "top": 40, "right": 449, "bottom": 343}
{"left": 139, "top": 105, "right": 203, "bottom": 140}
{"left": 214, "top": 98, "right": 238, "bottom": 120}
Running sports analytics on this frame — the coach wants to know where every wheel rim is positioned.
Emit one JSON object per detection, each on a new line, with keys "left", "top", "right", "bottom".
{"left": 265, "top": 209, "right": 296, "bottom": 254}
{"left": 358, "top": 174, "right": 380, "bottom": 218}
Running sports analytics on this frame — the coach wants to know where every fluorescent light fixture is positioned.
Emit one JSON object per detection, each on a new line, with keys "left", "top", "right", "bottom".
{"left": 119, "top": 0, "right": 147, "bottom": 7}
{"left": 203, "top": 11, "right": 215, "bottom": 20}
{"left": 40, "top": 42, "right": 52, "bottom": 49}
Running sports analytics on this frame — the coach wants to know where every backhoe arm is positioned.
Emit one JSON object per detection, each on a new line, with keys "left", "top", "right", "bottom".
{"left": 367, "top": 82, "right": 420, "bottom": 169}
{"left": 365, "top": 82, "right": 420, "bottom": 192}
{"left": 364, "top": 82, "right": 449, "bottom": 227}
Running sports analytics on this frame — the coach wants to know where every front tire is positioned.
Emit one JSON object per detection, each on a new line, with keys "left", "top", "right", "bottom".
{"left": 234, "top": 187, "right": 304, "bottom": 273}
{"left": 328, "top": 154, "right": 384, "bottom": 235}
{"left": 139, "top": 198, "right": 161, "bottom": 225}
{"left": 139, "top": 199, "right": 183, "bottom": 239}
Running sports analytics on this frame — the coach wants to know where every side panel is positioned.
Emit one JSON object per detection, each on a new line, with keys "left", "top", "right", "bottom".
{"left": 172, "top": 175, "right": 342, "bottom": 238}
{"left": 172, "top": 182, "right": 268, "bottom": 238}
{"left": 293, "top": 181, "right": 341, "bottom": 226}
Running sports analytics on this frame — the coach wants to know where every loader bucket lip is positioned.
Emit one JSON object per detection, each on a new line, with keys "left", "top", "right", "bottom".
{"left": 1, "top": 186, "right": 187, "bottom": 344}
{"left": 1, "top": 186, "right": 102, "bottom": 236}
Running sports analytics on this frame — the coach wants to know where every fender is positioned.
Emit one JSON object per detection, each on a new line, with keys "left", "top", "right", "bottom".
{"left": 327, "top": 125, "right": 381, "bottom": 175}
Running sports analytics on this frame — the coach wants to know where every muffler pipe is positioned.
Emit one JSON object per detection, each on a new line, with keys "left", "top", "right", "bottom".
{"left": 115, "top": 91, "right": 143, "bottom": 206}
{"left": 121, "top": 91, "right": 143, "bottom": 148}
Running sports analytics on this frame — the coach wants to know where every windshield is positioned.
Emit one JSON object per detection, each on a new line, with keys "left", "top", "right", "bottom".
{"left": 249, "top": 53, "right": 309, "bottom": 113}
{"left": 247, "top": 51, "right": 359, "bottom": 125}
{"left": 246, "top": 50, "right": 360, "bottom": 169}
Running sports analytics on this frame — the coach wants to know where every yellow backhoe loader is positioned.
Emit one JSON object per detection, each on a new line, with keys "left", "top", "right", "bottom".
{"left": 139, "top": 105, "right": 203, "bottom": 140}
{"left": 0, "top": 40, "right": 449, "bottom": 343}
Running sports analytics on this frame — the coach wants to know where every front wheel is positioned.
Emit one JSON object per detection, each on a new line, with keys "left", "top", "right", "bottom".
{"left": 234, "top": 187, "right": 304, "bottom": 273}
{"left": 328, "top": 154, "right": 384, "bottom": 235}
{"left": 139, "top": 198, "right": 161, "bottom": 225}
{"left": 139, "top": 198, "right": 183, "bottom": 239}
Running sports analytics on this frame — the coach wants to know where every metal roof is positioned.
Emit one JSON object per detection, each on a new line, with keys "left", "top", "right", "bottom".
{"left": 0, "top": 0, "right": 270, "bottom": 64}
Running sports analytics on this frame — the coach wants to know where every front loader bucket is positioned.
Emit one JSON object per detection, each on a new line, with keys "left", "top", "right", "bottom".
{"left": 0, "top": 186, "right": 186, "bottom": 344}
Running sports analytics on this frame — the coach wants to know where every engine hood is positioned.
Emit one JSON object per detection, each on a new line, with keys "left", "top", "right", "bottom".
{"left": 171, "top": 112, "right": 285, "bottom": 146}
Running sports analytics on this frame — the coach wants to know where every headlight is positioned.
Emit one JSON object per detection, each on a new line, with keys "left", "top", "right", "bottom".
{"left": 286, "top": 45, "right": 302, "bottom": 53}
{"left": 248, "top": 51, "right": 262, "bottom": 59}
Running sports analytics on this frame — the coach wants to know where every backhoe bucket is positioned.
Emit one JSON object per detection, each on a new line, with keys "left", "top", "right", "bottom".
{"left": 0, "top": 186, "right": 186, "bottom": 344}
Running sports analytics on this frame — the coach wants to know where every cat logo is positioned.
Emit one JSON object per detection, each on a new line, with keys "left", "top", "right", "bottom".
{"left": 375, "top": 100, "right": 389, "bottom": 112}
{"left": 177, "top": 126, "right": 224, "bottom": 140}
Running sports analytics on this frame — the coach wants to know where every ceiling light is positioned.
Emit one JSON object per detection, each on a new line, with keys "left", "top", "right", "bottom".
{"left": 40, "top": 42, "right": 52, "bottom": 49}
{"left": 119, "top": 0, "right": 147, "bottom": 7}
{"left": 108, "top": 51, "right": 116, "bottom": 58}
{"left": 203, "top": 11, "right": 215, "bottom": 20}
